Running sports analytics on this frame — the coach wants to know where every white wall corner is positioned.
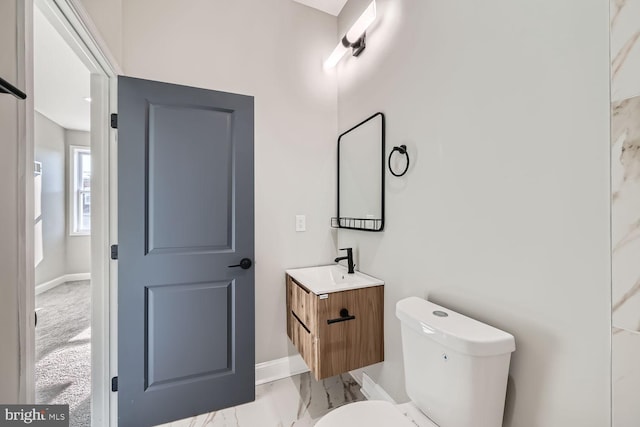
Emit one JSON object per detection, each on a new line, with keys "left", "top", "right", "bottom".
{"left": 35, "top": 272, "right": 91, "bottom": 295}
{"left": 255, "top": 354, "right": 310, "bottom": 386}
{"left": 359, "top": 372, "right": 396, "bottom": 403}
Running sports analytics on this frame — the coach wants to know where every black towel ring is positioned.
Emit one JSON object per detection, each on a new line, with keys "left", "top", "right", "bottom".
{"left": 388, "top": 145, "right": 410, "bottom": 177}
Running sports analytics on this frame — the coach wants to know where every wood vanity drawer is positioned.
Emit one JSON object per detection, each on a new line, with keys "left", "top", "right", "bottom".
{"left": 287, "top": 275, "right": 316, "bottom": 332}
{"left": 289, "top": 312, "right": 317, "bottom": 374}
{"left": 286, "top": 271, "right": 384, "bottom": 380}
{"left": 316, "top": 286, "right": 384, "bottom": 379}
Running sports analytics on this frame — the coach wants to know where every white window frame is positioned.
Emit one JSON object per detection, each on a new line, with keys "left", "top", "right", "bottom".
{"left": 69, "top": 144, "right": 91, "bottom": 236}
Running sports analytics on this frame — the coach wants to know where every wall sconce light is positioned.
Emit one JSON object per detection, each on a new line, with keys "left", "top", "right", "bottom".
{"left": 324, "top": 0, "right": 377, "bottom": 69}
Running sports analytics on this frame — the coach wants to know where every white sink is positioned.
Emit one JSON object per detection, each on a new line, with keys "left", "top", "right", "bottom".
{"left": 285, "top": 264, "right": 384, "bottom": 295}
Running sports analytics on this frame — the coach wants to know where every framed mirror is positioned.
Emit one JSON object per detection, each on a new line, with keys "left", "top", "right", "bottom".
{"left": 337, "top": 112, "right": 385, "bottom": 231}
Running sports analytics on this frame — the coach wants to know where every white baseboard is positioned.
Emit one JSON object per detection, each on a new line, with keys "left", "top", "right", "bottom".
{"left": 360, "top": 372, "right": 396, "bottom": 403}
{"left": 35, "top": 272, "right": 91, "bottom": 295}
{"left": 255, "top": 354, "right": 309, "bottom": 386}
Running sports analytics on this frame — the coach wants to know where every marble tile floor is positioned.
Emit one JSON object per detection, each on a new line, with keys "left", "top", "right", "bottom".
{"left": 157, "top": 372, "right": 366, "bottom": 427}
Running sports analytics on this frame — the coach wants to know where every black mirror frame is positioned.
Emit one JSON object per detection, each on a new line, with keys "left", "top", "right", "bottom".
{"left": 337, "top": 112, "right": 385, "bottom": 232}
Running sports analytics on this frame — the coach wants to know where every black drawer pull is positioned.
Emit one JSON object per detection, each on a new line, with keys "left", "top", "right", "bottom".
{"left": 291, "top": 311, "right": 311, "bottom": 333}
{"left": 327, "top": 308, "right": 356, "bottom": 324}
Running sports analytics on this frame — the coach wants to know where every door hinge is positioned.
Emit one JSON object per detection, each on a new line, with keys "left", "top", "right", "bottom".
{"left": 111, "top": 376, "right": 118, "bottom": 392}
{"left": 110, "top": 113, "right": 118, "bottom": 129}
{"left": 110, "top": 244, "right": 118, "bottom": 260}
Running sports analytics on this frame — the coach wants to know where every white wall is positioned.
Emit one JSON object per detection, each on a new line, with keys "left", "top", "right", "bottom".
{"left": 76, "top": 0, "right": 122, "bottom": 67}
{"left": 0, "top": 0, "right": 33, "bottom": 404}
{"left": 35, "top": 112, "right": 67, "bottom": 284}
{"left": 33, "top": 115, "right": 91, "bottom": 285}
{"left": 337, "top": 1, "right": 611, "bottom": 426}
{"left": 121, "top": 0, "right": 338, "bottom": 363}
{"left": 65, "top": 129, "right": 91, "bottom": 275}
{"left": 0, "top": 0, "right": 22, "bottom": 404}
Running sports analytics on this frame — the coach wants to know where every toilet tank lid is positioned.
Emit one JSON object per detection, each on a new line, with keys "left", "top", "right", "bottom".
{"left": 396, "top": 297, "right": 516, "bottom": 357}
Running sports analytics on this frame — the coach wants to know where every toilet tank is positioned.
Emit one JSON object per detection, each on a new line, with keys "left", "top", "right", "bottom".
{"left": 396, "top": 297, "right": 515, "bottom": 427}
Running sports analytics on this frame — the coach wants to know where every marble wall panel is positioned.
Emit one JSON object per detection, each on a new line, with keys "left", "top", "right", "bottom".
{"left": 611, "top": 2, "right": 640, "bottom": 425}
{"left": 611, "top": 0, "right": 640, "bottom": 102}
{"left": 612, "top": 96, "right": 640, "bottom": 331}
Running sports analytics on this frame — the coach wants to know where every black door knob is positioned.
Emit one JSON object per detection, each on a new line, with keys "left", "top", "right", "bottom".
{"left": 228, "top": 258, "right": 252, "bottom": 270}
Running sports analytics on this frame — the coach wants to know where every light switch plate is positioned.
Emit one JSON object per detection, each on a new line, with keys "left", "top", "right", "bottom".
{"left": 296, "top": 215, "right": 306, "bottom": 232}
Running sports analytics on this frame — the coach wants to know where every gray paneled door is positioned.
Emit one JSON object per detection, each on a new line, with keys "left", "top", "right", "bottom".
{"left": 117, "top": 76, "right": 255, "bottom": 427}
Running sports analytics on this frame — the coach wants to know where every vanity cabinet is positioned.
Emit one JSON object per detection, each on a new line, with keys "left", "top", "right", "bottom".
{"left": 285, "top": 273, "right": 384, "bottom": 380}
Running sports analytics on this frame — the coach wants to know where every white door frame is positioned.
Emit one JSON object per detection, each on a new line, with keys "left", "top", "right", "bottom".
{"left": 26, "top": 1, "right": 120, "bottom": 425}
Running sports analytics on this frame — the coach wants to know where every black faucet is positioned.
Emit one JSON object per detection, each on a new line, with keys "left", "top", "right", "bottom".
{"left": 334, "top": 247, "right": 355, "bottom": 274}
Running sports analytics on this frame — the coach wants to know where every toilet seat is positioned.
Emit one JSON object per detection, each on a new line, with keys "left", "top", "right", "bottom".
{"left": 315, "top": 400, "right": 437, "bottom": 427}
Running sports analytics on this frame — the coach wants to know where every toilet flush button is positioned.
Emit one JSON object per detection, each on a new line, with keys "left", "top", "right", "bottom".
{"left": 433, "top": 310, "right": 448, "bottom": 317}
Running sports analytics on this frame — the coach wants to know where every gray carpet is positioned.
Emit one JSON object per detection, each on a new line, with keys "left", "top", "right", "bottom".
{"left": 36, "top": 280, "right": 91, "bottom": 427}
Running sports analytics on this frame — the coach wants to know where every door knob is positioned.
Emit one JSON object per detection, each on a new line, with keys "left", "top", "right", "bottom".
{"left": 228, "top": 258, "right": 252, "bottom": 270}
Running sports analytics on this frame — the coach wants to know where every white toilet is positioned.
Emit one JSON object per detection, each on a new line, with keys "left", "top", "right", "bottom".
{"left": 316, "top": 296, "right": 516, "bottom": 427}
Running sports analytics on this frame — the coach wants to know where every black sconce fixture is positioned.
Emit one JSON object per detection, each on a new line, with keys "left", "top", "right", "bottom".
{"left": 324, "top": 1, "right": 377, "bottom": 69}
{"left": 341, "top": 33, "right": 367, "bottom": 58}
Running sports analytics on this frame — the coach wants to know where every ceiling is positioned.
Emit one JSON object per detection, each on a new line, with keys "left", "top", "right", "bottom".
{"left": 292, "top": 0, "right": 348, "bottom": 16}
{"left": 34, "top": 6, "right": 91, "bottom": 131}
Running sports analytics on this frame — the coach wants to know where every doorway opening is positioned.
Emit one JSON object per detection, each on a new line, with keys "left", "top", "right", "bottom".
{"left": 29, "top": 0, "right": 118, "bottom": 425}
{"left": 33, "top": 3, "right": 92, "bottom": 426}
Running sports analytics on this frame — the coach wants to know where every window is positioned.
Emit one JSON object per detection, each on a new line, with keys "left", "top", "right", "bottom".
{"left": 70, "top": 146, "right": 91, "bottom": 235}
